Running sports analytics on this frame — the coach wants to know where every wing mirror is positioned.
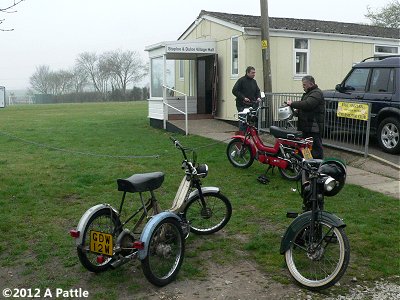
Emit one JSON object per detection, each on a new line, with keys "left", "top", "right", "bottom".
{"left": 335, "top": 84, "right": 348, "bottom": 93}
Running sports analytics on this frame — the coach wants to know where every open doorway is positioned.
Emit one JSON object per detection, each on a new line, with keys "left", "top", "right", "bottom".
{"left": 197, "top": 55, "right": 217, "bottom": 115}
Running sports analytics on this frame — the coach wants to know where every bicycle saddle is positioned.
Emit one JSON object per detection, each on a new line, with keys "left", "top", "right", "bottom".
{"left": 117, "top": 172, "right": 165, "bottom": 193}
{"left": 270, "top": 126, "right": 302, "bottom": 139}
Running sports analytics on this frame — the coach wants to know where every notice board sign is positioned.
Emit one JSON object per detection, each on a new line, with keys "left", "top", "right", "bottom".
{"left": 337, "top": 101, "right": 369, "bottom": 121}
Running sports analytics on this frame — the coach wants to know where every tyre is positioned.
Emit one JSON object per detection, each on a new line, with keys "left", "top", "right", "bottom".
{"left": 141, "top": 218, "right": 185, "bottom": 286}
{"left": 77, "top": 208, "right": 122, "bottom": 273}
{"left": 285, "top": 221, "right": 350, "bottom": 291}
{"left": 184, "top": 192, "right": 232, "bottom": 235}
{"left": 226, "top": 138, "right": 254, "bottom": 168}
{"left": 278, "top": 150, "right": 302, "bottom": 181}
{"left": 377, "top": 117, "right": 400, "bottom": 154}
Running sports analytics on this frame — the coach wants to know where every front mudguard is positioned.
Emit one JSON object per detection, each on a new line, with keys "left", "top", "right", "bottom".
{"left": 187, "top": 186, "right": 220, "bottom": 201}
{"left": 138, "top": 212, "right": 182, "bottom": 260}
{"left": 74, "top": 204, "right": 119, "bottom": 246}
{"left": 279, "top": 211, "right": 346, "bottom": 254}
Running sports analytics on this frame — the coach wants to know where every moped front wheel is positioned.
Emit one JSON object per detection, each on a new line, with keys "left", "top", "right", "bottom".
{"left": 184, "top": 192, "right": 232, "bottom": 235}
{"left": 278, "top": 151, "right": 302, "bottom": 181}
{"left": 77, "top": 208, "right": 122, "bottom": 273}
{"left": 285, "top": 221, "right": 350, "bottom": 291}
{"left": 141, "top": 218, "right": 185, "bottom": 287}
{"left": 226, "top": 138, "right": 254, "bottom": 168}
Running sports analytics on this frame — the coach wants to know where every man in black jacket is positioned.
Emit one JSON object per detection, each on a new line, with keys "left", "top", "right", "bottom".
{"left": 232, "top": 66, "right": 261, "bottom": 131}
{"left": 287, "top": 76, "right": 325, "bottom": 159}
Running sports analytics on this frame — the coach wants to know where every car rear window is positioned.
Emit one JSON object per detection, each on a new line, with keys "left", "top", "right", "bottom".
{"left": 369, "top": 68, "right": 395, "bottom": 93}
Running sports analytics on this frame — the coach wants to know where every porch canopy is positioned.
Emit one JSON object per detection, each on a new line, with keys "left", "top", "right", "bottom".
{"left": 145, "top": 39, "right": 217, "bottom": 135}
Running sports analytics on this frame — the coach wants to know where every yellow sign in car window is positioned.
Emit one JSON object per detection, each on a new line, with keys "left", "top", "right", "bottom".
{"left": 337, "top": 102, "right": 369, "bottom": 121}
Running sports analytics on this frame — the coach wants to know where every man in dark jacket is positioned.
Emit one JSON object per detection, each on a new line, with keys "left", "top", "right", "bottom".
{"left": 232, "top": 66, "right": 261, "bottom": 131}
{"left": 287, "top": 76, "right": 325, "bottom": 159}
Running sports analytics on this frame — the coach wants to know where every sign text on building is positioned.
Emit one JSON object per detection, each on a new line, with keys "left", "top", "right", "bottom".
{"left": 166, "top": 42, "right": 215, "bottom": 54}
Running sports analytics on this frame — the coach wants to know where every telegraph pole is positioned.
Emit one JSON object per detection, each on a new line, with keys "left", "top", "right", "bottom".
{"left": 260, "top": 0, "right": 272, "bottom": 93}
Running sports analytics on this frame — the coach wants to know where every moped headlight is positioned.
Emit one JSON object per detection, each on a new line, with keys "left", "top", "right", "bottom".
{"left": 196, "top": 164, "right": 208, "bottom": 178}
{"left": 324, "top": 176, "right": 337, "bottom": 192}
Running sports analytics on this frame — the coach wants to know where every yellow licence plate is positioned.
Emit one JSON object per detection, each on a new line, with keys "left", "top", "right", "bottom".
{"left": 90, "top": 230, "right": 113, "bottom": 256}
{"left": 301, "top": 147, "right": 313, "bottom": 160}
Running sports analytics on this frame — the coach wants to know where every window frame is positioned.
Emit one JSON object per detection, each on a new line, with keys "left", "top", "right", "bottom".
{"left": 374, "top": 45, "right": 399, "bottom": 57}
{"left": 231, "top": 35, "right": 239, "bottom": 77}
{"left": 179, "top": 60, "right": 184, "bottom": 81}
{"left": 293, "top": 38, "right": 310, "bottom": 79}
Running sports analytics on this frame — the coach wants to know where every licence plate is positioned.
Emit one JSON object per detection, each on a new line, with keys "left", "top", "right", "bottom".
{"left": 301, "top": 147, "right": 313, "bottom": 159}
{"left": 90, "top": 230, "right": 113, "bottom": 256}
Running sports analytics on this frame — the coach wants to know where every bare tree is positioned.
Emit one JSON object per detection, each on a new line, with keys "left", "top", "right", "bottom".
{"left": 76, "top": 52, "right": 109, "bottom": 97}
{"left": 48, "top": 70, "right": 74, "bottom": 95}
{"left": 365, "top": 0, "right": 400, "bottom": 28}
{"left": 30, "top": 65, "right": 52, "bottom": 94}
{"left": 71, "top": 66, "right": 88, "bottom": 93}
{"left": 101, "top": 49, "right": 147, "bottom": 95}
{"left": 1, "top": 0, "right": 25, "bottom": 31}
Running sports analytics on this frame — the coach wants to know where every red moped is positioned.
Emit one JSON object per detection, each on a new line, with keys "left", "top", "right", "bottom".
{"left": 226, "top": 106, "right": 313, "bottom": 180}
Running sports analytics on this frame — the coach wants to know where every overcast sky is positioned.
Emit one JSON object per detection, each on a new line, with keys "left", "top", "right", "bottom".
{"left": 0, "top": 0, "right": 392, "bottom": 90}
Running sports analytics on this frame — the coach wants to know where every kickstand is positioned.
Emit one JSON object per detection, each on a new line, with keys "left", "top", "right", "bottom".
{"left": 265, "top": 165, "right": 275, "bottom": 174}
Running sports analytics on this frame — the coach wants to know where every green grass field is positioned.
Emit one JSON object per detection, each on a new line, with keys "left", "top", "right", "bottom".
{"left": 0, "top": 102, "right": 398, "bottom": 299}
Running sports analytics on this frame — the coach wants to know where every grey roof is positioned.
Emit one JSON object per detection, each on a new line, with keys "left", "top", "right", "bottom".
{"left": 198, "top": 10, "right": 400, "bottom": 39}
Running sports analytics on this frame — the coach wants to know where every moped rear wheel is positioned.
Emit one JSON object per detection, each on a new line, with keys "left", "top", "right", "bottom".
{"left": 77, "top": 208, "right": 122, "bottom": 273}
{"left": 141, "top": 218, "right": 185, "bottom": 287}
{"left": 285, "top": 221, "right": 350, "bottom": 291}
{"left": 184, "top": 192, "right": 232, "bottom": 235}
{"left": 226, "top": 138, "right": 254, "bottom": 168}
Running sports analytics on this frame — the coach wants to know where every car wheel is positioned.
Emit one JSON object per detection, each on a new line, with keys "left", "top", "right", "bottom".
{"left": 377, "top": 117, "right": 400, "bottom": 154}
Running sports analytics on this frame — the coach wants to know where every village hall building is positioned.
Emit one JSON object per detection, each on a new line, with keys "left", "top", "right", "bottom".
{"left": 145, "top": 10, "right": 400, "bottom": 130}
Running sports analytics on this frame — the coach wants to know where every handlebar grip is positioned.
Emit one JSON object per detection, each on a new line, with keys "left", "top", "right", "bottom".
{"left": 170, "top": 136, "right": 182, "bottom": 149}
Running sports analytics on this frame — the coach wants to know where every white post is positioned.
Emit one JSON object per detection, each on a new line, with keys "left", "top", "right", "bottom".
{"left": 163, "top": 54, "right": 168, "bottom": 130}
{"left": 184, "top": 94, "right": 188, "bottom": 135}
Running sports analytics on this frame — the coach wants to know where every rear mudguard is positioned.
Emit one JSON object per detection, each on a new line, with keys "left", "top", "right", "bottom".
{"left": 74, "top": 204, "right": 119, "bottom": 246}
{"left": 138, "top": 212, "right": 182, "bottom": 260}
{"left": 280, "top": 211, "right": 346, "bottom": 254}
{"left": 230, "top": 136, "right": 257, "bottom": 157}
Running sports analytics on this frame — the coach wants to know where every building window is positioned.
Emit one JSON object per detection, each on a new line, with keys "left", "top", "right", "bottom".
{"left": 294, "top": 38, "right": 309, "bottom": 76}
{"left": 179, "top": 60, "right": 184, "bottom": 80}
{"left": 150, "top": 56, "right": 175, "bottom": 98}
{"left": 374, "top": 45, "right": 399, "bottom": 56}
{"left": 231, "top": 36, "right": 239, "bottom": 76}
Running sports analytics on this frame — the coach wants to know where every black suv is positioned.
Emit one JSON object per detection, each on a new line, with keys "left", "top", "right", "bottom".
{"left": 323, "top": 56, "right": 400, "bottom": 154}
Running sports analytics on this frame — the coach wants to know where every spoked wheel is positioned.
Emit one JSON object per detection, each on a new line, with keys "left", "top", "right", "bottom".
{"left": 77, "top": 208, "right": 121, "bottom": 273}
{"left": 285, "top": 221, "right": 350, "bottom": 291}
{"left": 184, "top": 192, "right": 232, "bottom": 235}
{"left": 279, "top": 154, "right": 302, "bottom": 181}
{"left": 141, "top": 218, "right": 184, "bottom": 286}
{"left": 226, "top": 138, "right": 254, "bottom": 168}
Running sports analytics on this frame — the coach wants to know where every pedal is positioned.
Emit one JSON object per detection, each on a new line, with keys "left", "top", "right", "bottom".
{"left": 286, "top": 212, "right": 298, "bottom": 218}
